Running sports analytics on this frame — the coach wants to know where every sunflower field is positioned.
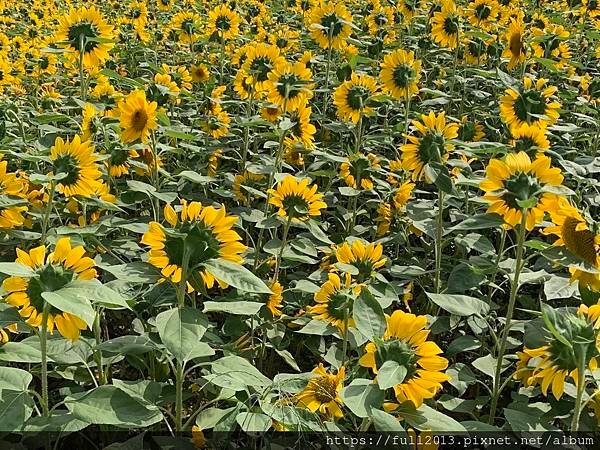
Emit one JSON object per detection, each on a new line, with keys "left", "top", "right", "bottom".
{"left": 0, "top": 0, "right": 599, "bottom": 447}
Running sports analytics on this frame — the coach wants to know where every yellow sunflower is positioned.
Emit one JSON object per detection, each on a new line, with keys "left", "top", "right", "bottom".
{"left": 267, "top": 281, "right": 283, "bottom": 316}
{"left": 333, "top": 73, "right": 379, "bottom": 124}
{"left": 141, "top": 200, "right": 247, "bottom": 290}
{"left": 509, "top": 123, "right": 550, "bottom": 155}
{"left": 107, "top": 147, "right": 139, "bottom": 177}
{"left": 401, "top": 111, "right": 459, "bottom": 182}
{"left": 457, "top": 115, "right": 485, "bottom": 142}
{"left": 466, "top": 0, "right": 500, "bottom": 30}
{"left": 170, "top": 12, "right": 201, "bottom": 44}
{"left": 543, "top": 199, "right": 600, "bottom": 292}
{"left": 308, "top": 2, "right": 353, "bottom": 50}
{"left": 379, "top": 49, "right": 421, "bottom": 100}
{"left": 296, "top": 364, "right": 345, "bottom": 419}
{"left": 514, "top": 305, "right": 599, "bottom": 400}
{"left": 55, "top": 6, "right": 115, "bottom": 69}
{"left": 268, "top": 176, "right": 327, "bottom": 222}
{"left": 207, "top": 149, "right": 223, "bottom": 177}
{"left": 50, "top": 135, "right": 102, "bottom": 198}
{"left": 499, "top": 77, "right": 561, "bottom": 132}
{"left": 190, "top": 64, "right": 210, "bottom": 83}
{"left": 118, "top": 90, "right": 158, "bottom": 144}
{"left": 359, "top": 310, "right": 450, "bottom": 408}
{"left": 339, "top": 152, "right": 381, "bottom": 190}
{"left": 334, "top": 240, "right": 386, "bottom": 282}
{"left": 307, "top": 272, "right": 361, "bottom": 332}
{"left": 0, "top": 158, "right": 28, "bottom": 230}
{"left": 266, "top": 61, "right": 313, "bottom": 112}
{"left": 376, "top": 203, "right": 393, "bottom": 237}
{"left": 81, "top": 103, "right": 100, "bottom": 141}
{"left": 480, "top": 151, "right": 564, "bottom": 230}
{"left": 284, "top": 102, "right": 317, "bottom": 151}
{"left": 241, "top": 43, "right": 285, "bottom": 92}
{"left": 233, "top": 171, "right": 266, "bottom": 204}
{"left": 206, "top": 5, "right": 241, "bottom": 41}
{"left": 502, "top": 18, "right": 527, "bottom": 70}
{"left": 431, "top": 0, "right": 461, "bottom": 49}
{"left": 2, "top": 237, "right": 96, "bottom": 341}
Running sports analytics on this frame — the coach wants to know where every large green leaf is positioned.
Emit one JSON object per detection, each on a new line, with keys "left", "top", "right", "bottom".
{"left": 155, "top": 307, "right": 211, "bottom": 361}
{"left": 376, "top": 361, "right": 407, "bottom": 390}
{"left": 210, "top": 356, "right": 271, "bottom": 390}
{"left": 65, "top": 385, "right": 163, "bottom": 427}
{"left": 425, "top": 293, "right": 489, "bottom": 317}
{"left": 353, "top": 289, "right": 386, "bottom": 340}
{"left": 97, "top": 335, "right": 157, "bottom": 355}
{"left": 42, "top": 291, "right": 96, "bottom": 329}
{"left": 370, "top": 409, "right": 405, "bottom": 432}
{"left": 0, "top": 262, "right": 34, "bottom": 277}
{"left": 399, "top": 404, "right": 467, "bottom": 432}
{"left": 0, "top": 367, "right": 34, "bottom": 431}
{"left": 203, "top": 301, "right": 265, "bottom": 316}
{"left": 235, "top": 412, "right": 271, "bottom": 432}
{"left": 341, "top": 378, "right": 383, "bottom": 418}
{"left": 202, "top": 260, "right": 272, "bottom": 294}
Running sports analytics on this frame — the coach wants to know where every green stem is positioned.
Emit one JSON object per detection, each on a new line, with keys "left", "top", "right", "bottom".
{"left": 174, "top": 245, "right": 190, "bottom": 432}
{"left": 93, "top": 310, "right": 106, "bottom": 385}
{"left": 571, "top": 350, "right": 587, "bottom": 431}
{"left": 434, "top": 189, "right": 445, "bottom": 294}
{"left": 40, "top": 303, "right": 50, "bottom": 417}
{"left": 341, "top": 304, "right": 350, "bottom": 369}
{"left": 486, "top": 229, "right": 507, "bottom": 304}
{"left": 40, "top": 181, "right": 56, "bottom": 243}
{"left": 488, "top": 210, "right": 527, "bottom": 424}
{"left": 79, "top": 35, "right": 86, "bottom": 102}
{"left": 273, "top": 216, "right": 291, "bottom": 281}
{"left": 321, "top": 30, "right": 334, "bottom": 120}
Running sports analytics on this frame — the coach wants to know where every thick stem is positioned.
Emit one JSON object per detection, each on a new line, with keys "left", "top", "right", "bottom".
{"left": 79, "top": 35, "right": 86, "bottom": 102}
{"left": 571, "top": 351, "right": 587, "bottom": 431}
{"left": 273, "top": 217, "right": 291, "bottom": 281}
{"left": 93, "top": 310, "right": 106, "bottom": 385}
{"left": 39, "top": 303, "right": 50, "bottom": 417}
{"left": 40, "top": 181, "right": 56, "bottom": 243}
{"left": 488, "top": 211, "right": 527, "bottom": 424}
{"left": 434, "top": 189, "right": 445, "bottom": 294}
{"left": 174, "top": 245, "right": 190, "bottom": 431}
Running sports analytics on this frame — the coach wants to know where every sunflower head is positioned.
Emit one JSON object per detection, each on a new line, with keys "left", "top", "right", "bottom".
{"left": 268, "top": 176, "right": 327, "bottom": 222}
{"left": 334, "top": 240, "right": 386, "bottom": 282}
{"left": 50, "top": 135, "right": 102, "bottom": 198}
{"left": 296, "top": 364, "right": 345, "bottom": 419}
{"left": 500, "top": 77, "right": 561, "bottom": 131}
{"left": 307, "top": 272, "right": 361, "bottom": 332}
{"left": 2, "top": 237, "right": 96, "bottom": 341}
{"left": 118, "top": 90, "right": 158, "bottom": 144}
{"left": 379, "top": 48, "right": 421, "bottom": 100}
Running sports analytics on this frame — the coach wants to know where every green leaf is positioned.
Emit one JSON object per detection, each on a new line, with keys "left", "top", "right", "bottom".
{"left": 0, "top": 367, "right": 34, "bottom": 431}
{"left": 23, "top": 411, "right": 89, "bottom": 432}
{"left": 46, "top": 279, "right": 131, "bottom": 314}
{"left": 370, "top": 409, "right": 405, "bottom": 432}
{"left": 235, "top": 412, "right": 271, "bottom": 432}
{"left": 0, "top": 341, "right": 43, "bottom": 363}
{"left": 0, "top": 262, "right": 34, "bottom": 277}
{"left": 155, "top": 307, "right": 211, "bottom": 361}
{"left": 211, "top": 356, "right": 271, "bottom": 390}
{"left": 99, "top": 262, "right": 160, "bottom": 284}
{"left": 42, "top": 290, "right": 96, "bottom": 329}
{"left": 425, "top": 162, "right": 453, "bottom": 194}
{"left": 446, "top": 335, "right": 481, "bottom": 356}
{"left": 97, "top": 335, "right": 157, "bottom": 355}
{"left": 196, "top": 407, "right": 237, "bottom": 429}
{"left": 399, "top": 403, "right": 467, "bottom": 432}
{"left": 202, "top": 260, "right": 272, "bottom": 294}
{"left": 341, "top": 378, "right": 383, "bottom": 418}
{"left": 126, "top": 180, "right": 177, "bottom": 203}
{"left": 178, "top": 170, "right": 215, "bottom": 184}
{"left": 353, "top": 289, "right": 386, "bottom": 340}
{"left": 376, "top": 360, "right": 407, "bottom": 390}
{"left": 425, "top": 293, "right": 489, "bottom": 317}
{"left": 65, "top": 385, "right": 163, "bottom": 427}
{"left": 451, "top": 214, "right": 504, "bottom": 230}
{"left": 472, "top": 354, "right": 510, "bottom": 384}
{"left": 203, "top": 301, "right": 265, "bottom": 316}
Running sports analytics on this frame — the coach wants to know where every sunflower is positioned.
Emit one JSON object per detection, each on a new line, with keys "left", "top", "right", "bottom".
{"left": 366, "top": 6, "right": 396, "bottom": 40}
{"left": 81, "top": 103, "right": 100, "bottom": 141}
{"left": 339, "top": 152, "right": 381, "bottom": 190}
{"left": 376, "top": 203, "right": 393, "bottom": 236}
{"left": 268, "top": 176, "right": 327, "bottom": 222}
{"left": 333, "top": 73, "right": 379, "bottom": 124}
{"left": 457, "top": 115, "right": 485, "bottom": 142}
{"left": 543, "top": 199, "right": 600, "bottom": 292}
{"left": 296, "top": 364, "right": 345, "bottom": 419}
{"left": 2, "top": 238, "right": 96, "bottom": 341}
{"left": 49, "top": 135, "right": 102, "bottom": 198}
{"left": 480, "top": 151, "right": 564, "bottom": 230}
{"left": 531, "top": 24, "right": 572, "bottom": 63}
{"left": 66, "top": 181, "right": 116, "bottom": 226}
{"left": 207, "top": 149, "right": 222, "bottom": 177}
{"left": 107, "top": 147, "right": 139, "bottom": 177}
{"left": 466, "top": 0, "right": 499, "bottom": 30}
{"left": 502, "top": 18, "right": 527, "bottom": 70}
{"left": 206, "top": 5, "right": 241, "bottom": 41}
{"left": 509, "top": 123, "right": 550, "bottom": 155}
{"left": 191, "top": 64, "right": 210, "bottom": 83}
{"left": 55, "top": 6, "right": 115, "bottom": 69}
{"left": 284, "top": 103, "right": 317, "bottom": 150}
{"left": 359, "top": 310, "right": 450, "bottom": 408}
{"left": 499, "top": 77, "right": 560, "bottom": 132}
{"left": 379, "top": 49, "right": 421, "bottom": 100}
{"left": 160, "top": 64, "right": 193, "bottom": 92}
{"left": 141, "top": 200, "right": 247, "bottom": 290}
{"left": 308, "top": 2, "right": 353, "bottom": 50}
{"left": 334, "top": 240, "right": 386, "bottom": 282}
{"left": 514, "top": 306, "right": 599, "bottom": 400}
{"left": 124, "top": 1, "right": 148, "bottom": 28}
{"left": 202, "top": 105, "right": 231, "bottom": 139}
{"left": 307, "top": 273, "right": 362, "bottom": 332}
{"left": 233, "top": 171, "right": 266, "bottom": 204}
{"left": 463, "top": 36, "right": 490, "bottom": 65}
{"left": 267, "top": 281, "right": 283, "bottom": 316}
{"left": 266, "top": 61, "right": 313, "bottom": 112}
{"left": 401, "top": 111, "right": 459, "bottom": 182}
{"left": 398, "top": 0, "right": 424, "bottom": 22}
{"left": 170, "top": 12, "right": 201, "bottom": 44}
{"left": 431, "top": 0, "right": 461, "bottom": 49}
{"left": 118, "top": 90, "right": 158, "bottom": 144}
{"left": 0, "top": 159, "right": 27, "bottom": 230}
{"left": 241, "top": 43, "right": 284, "bottom": 92}
{"left": 157, "top": 0, "right": 173, "bottom": 12}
